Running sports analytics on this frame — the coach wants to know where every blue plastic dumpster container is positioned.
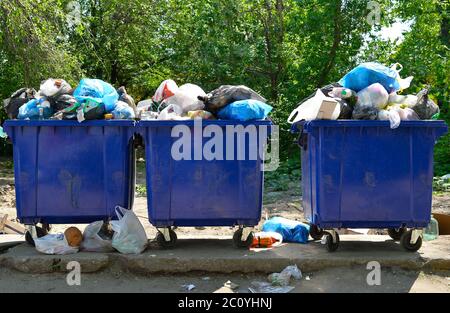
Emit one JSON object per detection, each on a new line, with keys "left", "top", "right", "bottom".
{"left": 292, "top": 120, "right": 448, "bottom": 251}
{"left": 138, "top": 119, "right": 272, "bottom": 247}
{"left": 3, "top": 120, "right": 136, "bottom": 226}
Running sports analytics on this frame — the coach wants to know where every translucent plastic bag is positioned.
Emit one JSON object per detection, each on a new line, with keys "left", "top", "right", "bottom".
{"left": 339, "top": 62, "right": 413, "bottom": 93}
{"left": 40, "top": 79, "right": 72, "bottom": 98}
{"left": 111, "top": 206, "right": 148, "bottom": 254}
{"left": 268, "top": 265, "right": 302, "bottom": 286}
{"left": 217, "top": 99, "right": 272, "bottom": 121}
{"left": 73, "top": 79, "right": 119, "bottom": 112}
{"left": 35, "top": 233, "right": 79, "bottom": 255}
{"left": 157, "top": 104, "right": 188, "bottom": 120}
{"left": 199, "top": 85, "right": 267, "bottom": 112}
{"left": 111, "top": 101, "right": 136, "bottom": 120}
{"left": 81, "top": 221, "right": 114, "bottom": 253}
{"left": 18, "top": 98, "right": 53, "bottom": 120}
{"left": 164, "top": 84, "right": 206, "bottom": 113}
{"left": 356, "top": 83, "right": 389, "bottom": 109}
{"left": 413, "top": 88, "right": 440, "bottom": 120}
{"left": 153, "top": 79, "right": 179, "bottom": 103}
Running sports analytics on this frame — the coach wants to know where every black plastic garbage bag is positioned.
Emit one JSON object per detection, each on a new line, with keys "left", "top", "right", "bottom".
{"left": 51, "top": 94, "right": 78, "bottom": 112}
{"left": 413, "top": 88, "right": 440, "bottom": 120}
{"left": 198, "top": 85, "right": 267, "bottom": 113}
{"left": 3, "top": 88, "right": 37, "bottom": 119}
{"left": 352, "top": 105, "right": 379, "bottom": 120}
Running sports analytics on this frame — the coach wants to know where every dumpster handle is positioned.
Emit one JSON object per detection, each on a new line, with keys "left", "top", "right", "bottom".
{"left": 296, "top": 128, "right": 308, "bottom": 150}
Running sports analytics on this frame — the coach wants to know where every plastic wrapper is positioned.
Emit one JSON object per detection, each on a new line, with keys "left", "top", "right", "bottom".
{"left": 199, "top": 85, "right": 267, "bottom": 112}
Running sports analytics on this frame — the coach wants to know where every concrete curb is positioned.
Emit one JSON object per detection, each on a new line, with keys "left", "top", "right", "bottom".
{"left": 1, "top": 236, "right": 449, "bottom": 274}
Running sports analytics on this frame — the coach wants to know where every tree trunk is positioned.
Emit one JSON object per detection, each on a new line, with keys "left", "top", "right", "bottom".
{"left": 317, "top": 0, "right": 342, "bottom": 87}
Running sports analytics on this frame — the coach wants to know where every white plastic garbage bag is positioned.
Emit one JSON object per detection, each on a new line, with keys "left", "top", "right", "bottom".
{"left": 157, "top": 104, "right": 189, "bottom": 121}
{"left": 80, "top": 221, "right": 114, "bottom": 253}
{"left": 40, "top": 79, "right": 72, "bottom": 98}
{"left": 164, "top": 84, "right": 206, "bottom": 113}
{"left": 153, "top": 79, "right": 179, "bottom": 103}
{"left": 111, "top": 206, "right": 148, "bottom": 254}
{"left": 35, "top": 233, "right": 79, "bottom": 255}
{"left": 288, "top": 89, "right": 340, "bottom": 123}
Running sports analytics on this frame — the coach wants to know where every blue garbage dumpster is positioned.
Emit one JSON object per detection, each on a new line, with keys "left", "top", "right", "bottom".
{"left": 138, "top": 119, "right": 272, "bottom": 248}
{"left": 4, "top": 120, "right": 136, "bottom": 243}
{"left": 292, "top": 120, "right": 448, "bottom": 252}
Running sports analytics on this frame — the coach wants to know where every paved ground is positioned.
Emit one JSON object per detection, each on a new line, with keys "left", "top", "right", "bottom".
{"left": 0, "top": 266, "right": 448, "bottom": 293}
{"left": 1, "top": 236, "right": 449, "bottom": 274}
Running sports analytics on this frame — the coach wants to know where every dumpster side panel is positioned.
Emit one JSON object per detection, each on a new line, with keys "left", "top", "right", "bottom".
{"left": 4, "top": 121, "right": 135, "bottom": 224}
{"left": 298, "top": 121, "right": 448, "bottom": 229}
{"left": 141, "top": 121, "right": 268, "bottom": 227}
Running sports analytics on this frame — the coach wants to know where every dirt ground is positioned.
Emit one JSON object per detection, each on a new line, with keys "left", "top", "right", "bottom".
{"left": 0, "top": 266, "right": 448, "bottom": 293}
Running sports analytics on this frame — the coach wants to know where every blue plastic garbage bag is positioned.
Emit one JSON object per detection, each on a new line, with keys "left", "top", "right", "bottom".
{"left": 111, "top": 101, "right": 136, "bottom": 120}
{"left": 262, "top": 217, "right": 310, "bottom": 244}
{"left": 73, "top": 79, "right": 119, "bottom": 112}
{"left": 0, "top": 126, "right": 7, "bottom": 139}
{"left": 217, "top": 100, "right": 272, "bottom": 121}
{"left": 18, "top": 98, "right": 53, "bottom": 120}
{"left": 339, "top": 62, "right": 400, "bottom": 93}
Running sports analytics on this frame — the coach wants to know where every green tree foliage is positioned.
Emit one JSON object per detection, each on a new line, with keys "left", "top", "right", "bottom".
{"left": 0, "top": 0, "right": 448, "bottom": 175}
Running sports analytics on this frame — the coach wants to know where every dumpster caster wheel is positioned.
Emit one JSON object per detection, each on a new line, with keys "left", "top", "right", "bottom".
{"left": 156, "top": 229, "right": 177, "bottom": 249}
{"left": 324, "top": 232, "right": 340, "bottom": 252}
{"left": 309, "top": 225, "right": 325, "bottom": 241}
{"left": 25, "top": 226, "right": 48, "bottom": 247}
{"left": 388, "top": 227, "right": 406, "bottom": 241}
{"left": 400, "top": 230, "right": 422, "bottom": 252}
{"left": 233, "top": 229, "right": 254, "bottom": 248}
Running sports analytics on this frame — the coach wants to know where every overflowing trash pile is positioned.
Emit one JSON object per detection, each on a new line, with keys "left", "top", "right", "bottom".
{"left": 137, "top": 80, "right": 272, "bottom": 122}
{"left": 33, "top": 206, "right": 148, "bottom": 255}
{"left": 288, "top": 62, "right": 441, "bottom": 129}
{"left": 2, "top": 79, "right": 272, "bottom": 123}
{"left": 3, "top": 78, "right": 136, "bottom": 122}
